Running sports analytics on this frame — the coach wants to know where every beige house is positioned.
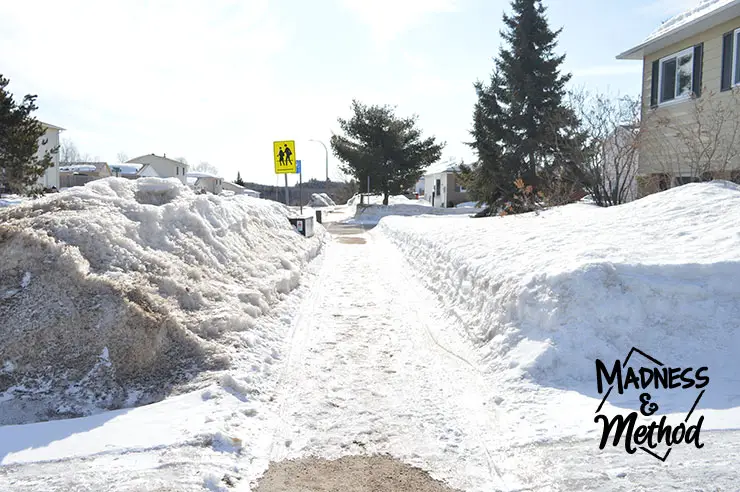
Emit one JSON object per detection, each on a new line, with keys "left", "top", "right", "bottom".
{"left": 618, "top": 0, "right": 740, "bottom": 196}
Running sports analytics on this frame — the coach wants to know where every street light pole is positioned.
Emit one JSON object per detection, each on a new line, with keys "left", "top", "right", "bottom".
{"left": 309, "top": 139, "right": 329, "bottom": 182}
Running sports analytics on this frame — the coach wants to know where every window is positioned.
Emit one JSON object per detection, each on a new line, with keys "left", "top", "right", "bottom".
{"left": 435, "top": 179, "right": 441, "bottom": 195}
{"left": 659, "top": 47, "right": 694, "bottom": 104}
{"left": 176, "top": 166, "right": 179, "bottom": 176}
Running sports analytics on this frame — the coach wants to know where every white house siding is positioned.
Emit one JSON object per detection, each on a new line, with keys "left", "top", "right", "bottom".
{"left": 129, "top": 155, "right": 189, "bottom": 184}
{"left": 36, "top": 125, "right": 61, "bottom": 189}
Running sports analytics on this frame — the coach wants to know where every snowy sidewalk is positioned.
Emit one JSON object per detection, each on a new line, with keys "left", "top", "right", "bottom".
{"left": 262, "top": 223, "right": 508, "bottom": 491}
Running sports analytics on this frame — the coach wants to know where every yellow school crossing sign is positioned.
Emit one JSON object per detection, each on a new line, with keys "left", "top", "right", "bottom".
{"left": 273, "top": 140, "right": 297, "bottom": 174}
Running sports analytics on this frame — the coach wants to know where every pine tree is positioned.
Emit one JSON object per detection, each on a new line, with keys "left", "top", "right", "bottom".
{"left": 0, "top": 74, "right": 57, "bottom": 196}
{"left": 461, "top": 0, "right": 582, "bottom": 214}
{"left": 331, "top": 100, "right": 444, "bottom": 205}
{"left": 235, "top": 171, "right": 246, "bottom": 187}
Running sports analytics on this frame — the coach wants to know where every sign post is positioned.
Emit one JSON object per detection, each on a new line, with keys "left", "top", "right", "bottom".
{"left": 273, "top": 140, "right": 297, "bottom": 208}
{"left": 297, "top": 160, "right": 302, "bottom": 214}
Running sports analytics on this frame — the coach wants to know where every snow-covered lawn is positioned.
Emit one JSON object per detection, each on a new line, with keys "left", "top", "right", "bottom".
{"left": 346, "top": 203, "right": 483, "bottom": 225}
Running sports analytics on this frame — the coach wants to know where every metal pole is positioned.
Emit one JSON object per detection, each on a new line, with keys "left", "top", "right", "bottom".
{"left": 367, "top": 175, "right": 370, "bottom": 194}
{"left": 284, "top": 174, "right": 289, "bottom": 207}
{"left": 309, "top": 139, "right": 329, "bottom": 182}
{"left": 299, "top": 169, "right": 303, "bottom": 215}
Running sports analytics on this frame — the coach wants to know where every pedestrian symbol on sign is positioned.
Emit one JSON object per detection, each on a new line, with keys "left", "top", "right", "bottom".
{"left": 273, "top": 140, "right": 297, "bottom": 174}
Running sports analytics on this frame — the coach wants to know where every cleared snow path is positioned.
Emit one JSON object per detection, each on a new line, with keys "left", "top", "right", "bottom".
{"left": 263, "top": 223, "right": 509, "bottom": 491}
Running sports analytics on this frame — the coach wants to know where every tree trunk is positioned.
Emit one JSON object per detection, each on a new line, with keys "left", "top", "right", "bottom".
{"left": 383, "top": 191, "right": 389, "bottom": 205}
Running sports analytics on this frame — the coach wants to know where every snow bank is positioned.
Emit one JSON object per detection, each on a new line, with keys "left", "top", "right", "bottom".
{"left": 346, "top": 194, "right": 415, "bottom": 206}
{"left": 0, "top": 177, "right": 325, "bottom": 424}
{"left": 378, "top": 182, "right": 740, "bottom": 398}
{"left": 348, "top": 203, "right": 482, "bottom": 225}
{"left": 307, "top": 193, "right": 336, "bottom": 208}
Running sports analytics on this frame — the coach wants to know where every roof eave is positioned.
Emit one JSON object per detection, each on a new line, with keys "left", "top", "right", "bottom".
{"left": 616, "top": 0, "right": 740, "bottom": 61}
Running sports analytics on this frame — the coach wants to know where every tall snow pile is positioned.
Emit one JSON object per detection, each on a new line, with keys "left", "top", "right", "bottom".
{"left": 349, "top": 203, "right": 482, "bottom": 225}
{"left": 307, "top": 193, "right": 336, "bottom": 208}
{"left": 0, "top": 177, "right": 325, "bottom": 424}
{"left": 378, "top": 182, "right": 740, "bottom": 396}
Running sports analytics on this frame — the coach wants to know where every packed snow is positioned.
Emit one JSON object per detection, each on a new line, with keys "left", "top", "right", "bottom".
{"left": 377, "top": 181, "right": 740, "bottom": 443}
{"left": 307, "top": 193, "right": 336, "bottom": 208}
{"left": 644, "top": 0, "right": 737, "bottom": 43}
{"left": 0, "top": 177, "right": 325, "bottom": 425}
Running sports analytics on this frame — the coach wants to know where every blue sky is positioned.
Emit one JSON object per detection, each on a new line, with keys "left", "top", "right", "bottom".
{"left": 0, "top": 0, "right": 697, "bottom": 185}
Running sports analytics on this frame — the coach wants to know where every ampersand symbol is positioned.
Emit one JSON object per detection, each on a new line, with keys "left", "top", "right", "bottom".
{"left": 639, "top": 392, "right": 659, "bottom": 416}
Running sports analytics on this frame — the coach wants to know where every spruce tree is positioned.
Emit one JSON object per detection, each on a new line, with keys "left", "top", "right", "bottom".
{"left": 461, "top": 0, "right": 582, "bottom": 214}
{"left": 0, "top": 74, "right": 57, "bottom": 196}
{"left": 331, "top": 100, "right": 444, "bottom": 205}
{"left": 235, "top": 171, "right": 246, "bottom": 187}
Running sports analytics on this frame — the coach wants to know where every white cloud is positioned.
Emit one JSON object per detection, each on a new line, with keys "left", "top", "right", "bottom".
{"left": 338, "top": 0, "right": 460, "bottom": 45}
{"left": 0, "top": 0, "right": 308, "bottom": 182}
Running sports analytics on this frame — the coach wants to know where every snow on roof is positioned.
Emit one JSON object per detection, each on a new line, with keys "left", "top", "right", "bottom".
{"left": 423, "top": 160, "right": 460, "bottom": 176}
{"left": 618, "top": 0, "right": 740, "bottom": 59}
{"left": 646, "top": 0, "right": 736, "bottom": 43}
{"left": 186, "top": 171, "right": 221, "bottom": 179}
{"left": 40, "top": 121, "right": 65, "bottom": 131}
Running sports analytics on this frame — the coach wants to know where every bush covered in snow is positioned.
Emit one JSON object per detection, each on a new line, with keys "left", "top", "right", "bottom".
{"left": 378, "top": 182, "right": 740, "bottom": 392}
{"left": 0, "top": 177, "right": 325, "bottom": 424}
{"left": 307, "top": 193, "right": 336, "bottom": 208}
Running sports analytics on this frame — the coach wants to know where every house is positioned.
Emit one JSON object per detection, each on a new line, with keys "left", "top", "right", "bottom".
{"left": 128, "top": 154, "right": 188, "bottom": 184}
{"left": 222, "top": 181, "right": 261, "bottom": 198}
{"left": 423, "top": 161, "right": 469, "bottom": 208}
{"left": 617, "top": 0, "right": 740, "bottom": 197}
{"left": 59, "top": 162, "right": 111, "bottom": 188}
{"left": 36, "top": 122, "right": 64, "bottom": 190}
{"left": 186, "top": 171, "right": 223, "bottom": 194}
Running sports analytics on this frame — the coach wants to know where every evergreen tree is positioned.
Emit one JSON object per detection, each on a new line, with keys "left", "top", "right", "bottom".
{"left": 0, "top": 74, "right": 57, "bottom": 196}
{"left": 235, "top": 171, "right": 246, "bottom": 187}
{"left": 331, "top": 100, "right": 444, "bottom": 205}
{"left": 461, "top": 0, "right": 582, "bottom": 214}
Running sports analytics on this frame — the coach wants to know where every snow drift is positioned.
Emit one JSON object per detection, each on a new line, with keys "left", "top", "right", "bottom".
{"left": 348, "top": 203, "right": 482, "bottom": 225}
{"left": 307, "top": 193, "right": 336, "bottom": 208}
{"left": 345, "top": 194, "right": 416, "bottom": 206}
{"left": 378, "top": 182, "right": 740, "bottom": 398}
{"left": 0, "top": 177, "right": 325, "bottom": 424}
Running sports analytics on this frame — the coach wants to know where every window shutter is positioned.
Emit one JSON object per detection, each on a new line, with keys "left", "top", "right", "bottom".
{"left": 692, "top": 43, "right": 703, "bottom": 97}
{"left": 721, "top": 31, "right": 733, "bottom": 91}
{"left": 650, "top": 60, "right": 660, "bottom": 108}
